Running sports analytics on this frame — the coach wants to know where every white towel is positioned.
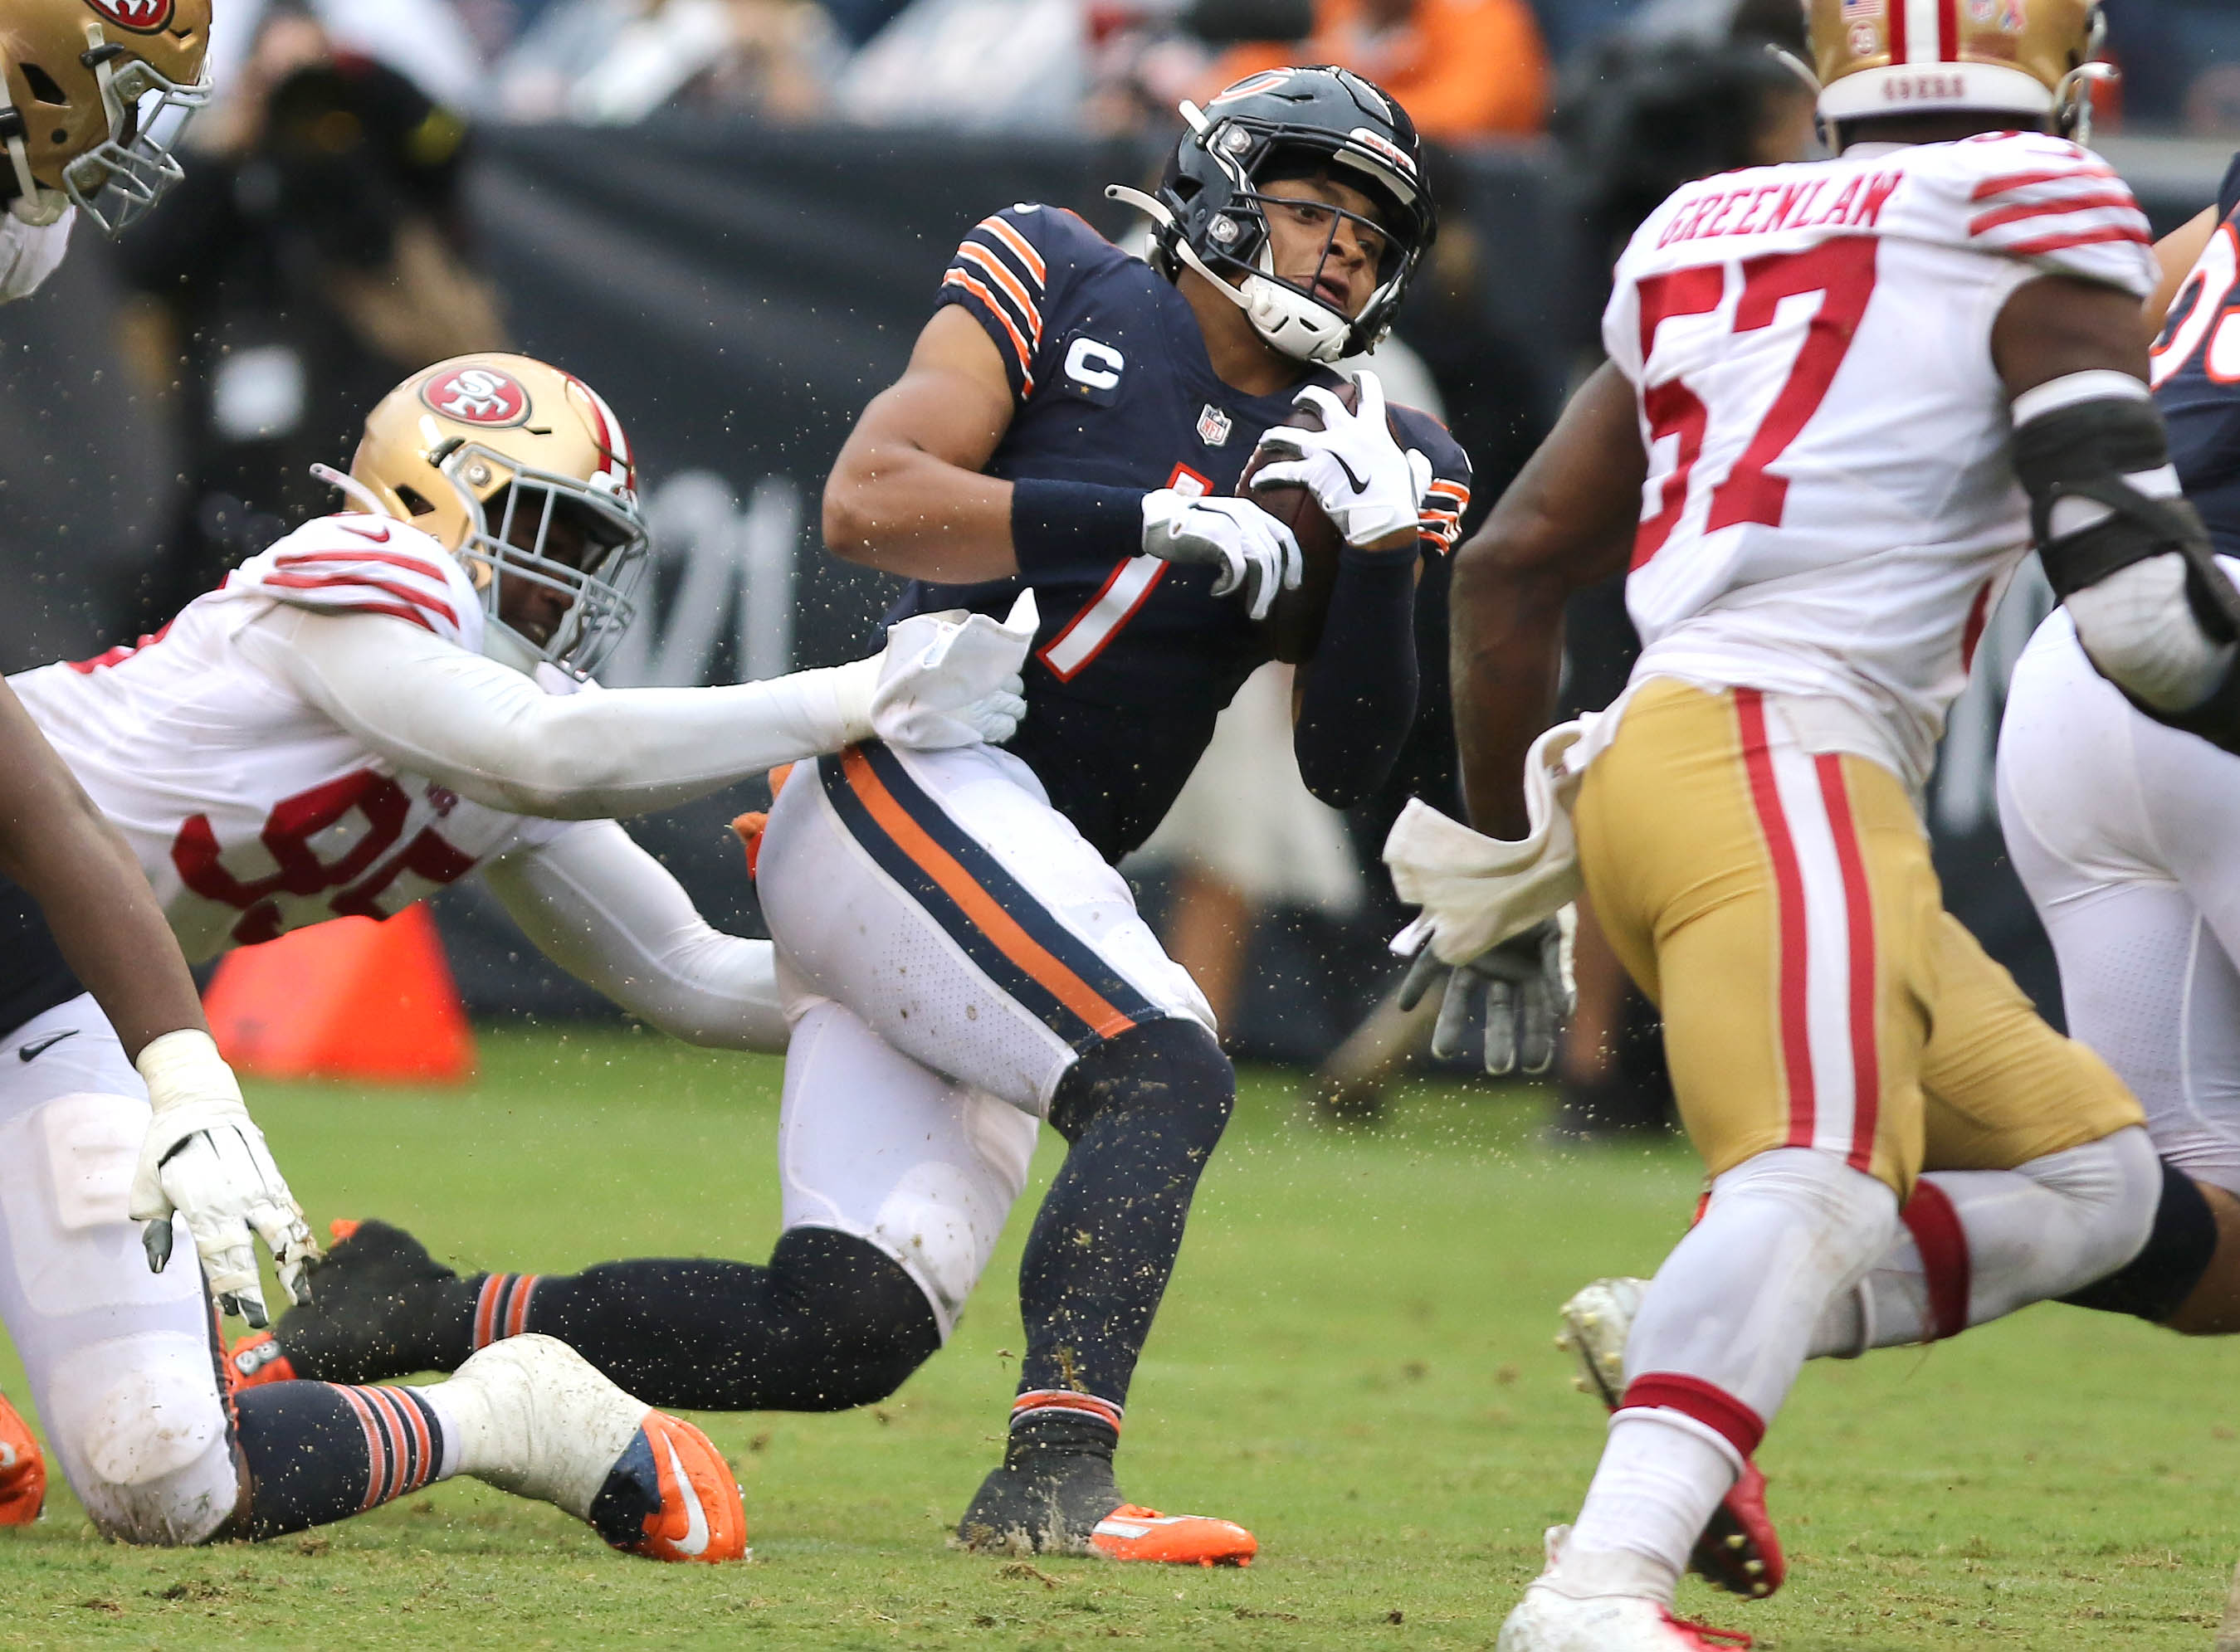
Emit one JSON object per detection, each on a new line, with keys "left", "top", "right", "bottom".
{"left": 1384, "top": 716, "right": 1594, "bottom": 965}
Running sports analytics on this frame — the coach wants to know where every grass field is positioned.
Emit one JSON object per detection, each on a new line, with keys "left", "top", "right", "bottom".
{"left": 2, "top": 1027, "right": 2238, "bottom": 1649}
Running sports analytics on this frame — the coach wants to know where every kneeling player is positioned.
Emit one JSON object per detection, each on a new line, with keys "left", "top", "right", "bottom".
{"left": 0, "top": 351, "right": 1027, "bottom": 1551}
{"left": 256, "top": 66, "right": 1470, "bottom": 1565}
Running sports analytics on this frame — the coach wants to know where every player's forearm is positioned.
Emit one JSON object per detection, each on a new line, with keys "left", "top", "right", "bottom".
{"left": 0, "top": 685, "right": 205, "bottom": 1055}
{"left": 1450, "top": 548, "right": 1568, "bottom": 841}
{"left": 485, "top": 826, "right": 789, "bottom": 1053}
{"left": 1292, "top": 551, "right": 1418, "bottom": 808}
{"left": 273, "top": 609, "right": 881, "bottom": 820}
{"left": 822, "top": 439, "right": 1022, "bottom": 583}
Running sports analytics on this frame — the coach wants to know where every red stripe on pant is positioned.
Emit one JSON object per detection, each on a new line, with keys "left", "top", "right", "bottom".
{"left": 1620, "top": 1373, "right": 1768, "bottom": 1462}
{"left": 1813, "top": 753, "right": 1881, "bottom": 1174}
{"left": 1901, "top": 1180, "right": 1972, "bottom": 1340}
{"left": 1735, "top": 690, "right": 1818, "bottom": 1151}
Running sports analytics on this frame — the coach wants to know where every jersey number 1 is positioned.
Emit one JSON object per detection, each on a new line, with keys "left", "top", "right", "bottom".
{"left": 1633, "top": 239, "right": 1880, "bottom": 567}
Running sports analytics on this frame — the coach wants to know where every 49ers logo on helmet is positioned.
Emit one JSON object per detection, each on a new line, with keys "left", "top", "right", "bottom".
{"left": 84, "top": 0, "right": 173, "bottom": 32}
{"left": 422, "top": 365, "right": 531, "bottom": 428}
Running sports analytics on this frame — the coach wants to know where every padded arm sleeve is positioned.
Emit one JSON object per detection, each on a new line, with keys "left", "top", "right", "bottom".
{"left": 481, "top": 821, "right": 788, "bottom": 1053}
{"left": 2018, "top": 371, "right": 2240, "bottom": 721}
{"left": 250, "top": 605, "right": 881, "bottom": 821}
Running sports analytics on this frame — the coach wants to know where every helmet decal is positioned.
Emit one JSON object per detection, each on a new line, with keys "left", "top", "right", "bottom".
{"left": 1347, "top": 127, "right": 1418, "bottom": 183}
{"left": 1212, "top": 70, "right": 1292, "bottom": 103}
{"left": 421, "top": 365, "right": 532, "bottom": 428}
{"left": 83, "top": 0, "right": 173, "bottom": 32}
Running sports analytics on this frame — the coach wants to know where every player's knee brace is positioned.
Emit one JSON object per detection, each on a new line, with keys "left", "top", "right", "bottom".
{"left": 769, "top": 1226, "right": 941, "bottom": 1407}
{"left": 1048, "top": 1017, "right": 1234, "bottom": 1147}
{"left": 2061, "top": 1157, "right": 2218, "bottom": 1323}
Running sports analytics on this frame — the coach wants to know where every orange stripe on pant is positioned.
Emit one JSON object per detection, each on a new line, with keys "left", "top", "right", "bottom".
{"left": 839, "top": 747, "right": 1138, "bottom": 1040}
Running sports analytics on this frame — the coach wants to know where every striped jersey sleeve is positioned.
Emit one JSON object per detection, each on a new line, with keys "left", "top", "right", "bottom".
{"left": 232, "top": 516, "right": 485, "bottom": 651}
{"left": 937, "top": 204, "right": 1065, "bottom": 403}
{"left": 1948, "top": 136, "right": 2157, "bottom": 297}
{"left": 1390, "top": 403, "right": 1473, "bottom": 557}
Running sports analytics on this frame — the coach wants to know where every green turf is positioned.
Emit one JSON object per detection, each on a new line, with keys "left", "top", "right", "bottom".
{"left": 2, "top": 1027, "right": 2237, "bottom": 1650}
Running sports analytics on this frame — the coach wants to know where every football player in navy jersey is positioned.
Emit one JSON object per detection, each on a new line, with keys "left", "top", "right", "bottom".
{"left": 261, "top": 65, "right": 1470, "bottom": 1565}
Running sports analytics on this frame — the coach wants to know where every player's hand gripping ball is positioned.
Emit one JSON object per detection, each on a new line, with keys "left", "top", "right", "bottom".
{"left": 1242, "top": 373, "right": 1432, "bottom": 663}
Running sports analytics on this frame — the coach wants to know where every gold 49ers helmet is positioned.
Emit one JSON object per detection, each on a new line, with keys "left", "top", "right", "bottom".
{"left": 345, "top": 354, "right": 651, "bottom": 678}
{"left": 1806, "top": 0, "right": 2111, "bottom": 137}
{"left": 0, "top": 0, "right": 212, "bottom": 233}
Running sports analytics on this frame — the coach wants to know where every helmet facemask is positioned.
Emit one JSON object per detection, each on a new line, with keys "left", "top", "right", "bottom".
{"left": 439, "top": 441, "right": 649, "bottom": 678}
{"left": 61, "top": 31, "right": 209, "bottom": 233}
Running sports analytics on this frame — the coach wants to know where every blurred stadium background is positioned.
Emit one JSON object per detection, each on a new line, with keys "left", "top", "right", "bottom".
{"left": 0, "top": 0, "right": 2231, "bottom": 1112}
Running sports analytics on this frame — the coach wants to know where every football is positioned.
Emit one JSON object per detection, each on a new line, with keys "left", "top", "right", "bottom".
{"left": 1243, "top": 378, "right": 1359, "bottom": 665}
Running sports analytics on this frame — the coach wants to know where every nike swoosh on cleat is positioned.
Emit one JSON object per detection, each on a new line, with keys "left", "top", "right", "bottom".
{"left": 17, "top": 1031, "right": 77, "bottom": 1062}
{"left": 1333, "top": 455, "right": 1369, "bottom": 495}
{"left": 660, "top": 1434, "right": 711, "bottom": 1558}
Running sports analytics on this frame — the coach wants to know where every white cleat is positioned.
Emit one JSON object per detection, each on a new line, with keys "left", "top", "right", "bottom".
{"left": 435, "top": 1333, "right": 748, "bottom": 1562}
{"left": 1497, "top": 1528, "right": 1754, "bottom": 1650}
{"left": 1554, "top": 1276, "right": 1647, "bottom": 1407}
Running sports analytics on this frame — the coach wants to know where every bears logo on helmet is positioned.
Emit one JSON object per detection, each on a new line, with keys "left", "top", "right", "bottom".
{"left": 422, "top": 366, "right": 532, "bottom": 429}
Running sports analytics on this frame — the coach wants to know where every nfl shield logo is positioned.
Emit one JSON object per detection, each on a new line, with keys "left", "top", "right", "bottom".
{"left": 1197, "top": 404, "right": 1232, "bottom": 446}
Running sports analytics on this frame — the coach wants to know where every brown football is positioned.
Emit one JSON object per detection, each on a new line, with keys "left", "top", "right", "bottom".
{"left": 1243, "top": 378, "right": 1359, "bottom": 665}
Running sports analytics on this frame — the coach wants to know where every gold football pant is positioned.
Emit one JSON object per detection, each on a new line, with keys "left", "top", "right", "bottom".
{"left": 1573, "top": 680, "right": 2142, "bottom": 1197}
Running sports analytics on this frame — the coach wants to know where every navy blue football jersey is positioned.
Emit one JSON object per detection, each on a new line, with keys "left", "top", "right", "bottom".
{"left": 892, "top": 202, "right": 1471, "bottom": 862}
{"left": 2153, "top": 151, "right": 2240, "bottom": 558}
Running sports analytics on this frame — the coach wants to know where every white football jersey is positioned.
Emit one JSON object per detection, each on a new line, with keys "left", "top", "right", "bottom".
{"left": 10, "top": 514, "right": 573, "bottom": 962}
{"left": 1604, "top": 132, "right": 2159, "bottom": 789}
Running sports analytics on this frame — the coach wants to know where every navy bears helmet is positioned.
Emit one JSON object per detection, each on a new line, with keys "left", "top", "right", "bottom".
{"left": 1106, "top": 65, "right": 1435, "bottom": 364}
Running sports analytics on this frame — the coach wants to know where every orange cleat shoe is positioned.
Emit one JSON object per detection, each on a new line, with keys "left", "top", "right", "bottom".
{"left": 0, "top": 1391, "right": 45, "bottom": 1526}
{"left": 1090, "top": 1504, "right": 1257, "bottom": 1567}
{"left": 615, "top": 1411, "right": 751, "bottom": 1564}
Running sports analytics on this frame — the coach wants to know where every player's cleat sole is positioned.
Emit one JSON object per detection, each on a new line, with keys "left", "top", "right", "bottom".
{"left": 1555, "top": 1278, "right": 1786, "bottom": 1600}
{"left": 0, "top": 1391, "right": 45, "bottom": 1527}
{"left": 1090, "top": 1503, "right": 1257, "bottom": 1567}
{"left": 268, "top": 1218, "right": 463, "bottom": 1384}
{"left": 955, "top": 1452, "right": 1254, "bottom": 1564}
{"left": 447, "top": 1335, "right": 748, "bottom": 1563}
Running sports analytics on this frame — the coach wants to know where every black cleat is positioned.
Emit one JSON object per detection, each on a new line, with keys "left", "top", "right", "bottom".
{"left": 260, "top": 1219, "right": 471, "bottom": 1384}
{"left": 956, "top": 1447, "right": 1127, "bottom": 1557}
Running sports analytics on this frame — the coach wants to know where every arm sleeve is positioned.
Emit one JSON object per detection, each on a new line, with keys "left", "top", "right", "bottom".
{"left": 1291, "top": 549, "right": 1418, "bottom": 809}
{"left": 246, "top": 604, "right": 881, "bottom": 821}
{"left": 481, "top": 821, "right": 788, "bottom": 1053}
{"left": 935, "top": 204, "right": 1072, "bottom": 404}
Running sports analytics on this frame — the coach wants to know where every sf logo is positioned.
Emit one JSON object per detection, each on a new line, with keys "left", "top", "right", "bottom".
{"left": 422, "top": 366, "right": 529, "bottom": 427}
{"left": 88, "top": 0, "right": 173, "bottom": 27}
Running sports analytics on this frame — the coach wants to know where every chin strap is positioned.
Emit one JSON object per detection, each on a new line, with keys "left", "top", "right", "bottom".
{"left": 0, "top": 43, "right": 61, "bottom": 227}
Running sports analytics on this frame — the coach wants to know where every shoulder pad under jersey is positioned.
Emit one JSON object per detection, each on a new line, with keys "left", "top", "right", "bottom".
{"left": 230, "top": 515, "right": 485, "bottom": 652}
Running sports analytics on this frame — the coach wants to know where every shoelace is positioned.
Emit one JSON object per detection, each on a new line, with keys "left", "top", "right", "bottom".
{"left": 1668, "top": 1617, "right": 1753, "bottom": 1649}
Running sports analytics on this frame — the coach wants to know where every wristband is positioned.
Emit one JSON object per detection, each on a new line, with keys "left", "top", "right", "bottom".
{"left": 1011, "top": 479, "right": 1148, "bottom": 574}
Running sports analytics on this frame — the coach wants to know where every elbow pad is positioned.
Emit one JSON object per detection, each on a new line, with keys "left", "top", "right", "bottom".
{"left": 2017, "top": 372, "right": 2240, "bottom": 747}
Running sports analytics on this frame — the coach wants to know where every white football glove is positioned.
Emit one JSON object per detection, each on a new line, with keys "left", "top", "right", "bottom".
{"left": 129, "top": 1030, "right": 319, "bottom": 1328}
{"left": 1140, "top": 491, "right": 1301, "bottom": 621}
{"left": 1250, "top": 370, "right": 1433, "bottom": 550}
{"left": 1397, "top": 911, "right": 1577, "bottom": 1077}
{"left": 866, "top": 588, "right": 1036, "bottom": 749}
